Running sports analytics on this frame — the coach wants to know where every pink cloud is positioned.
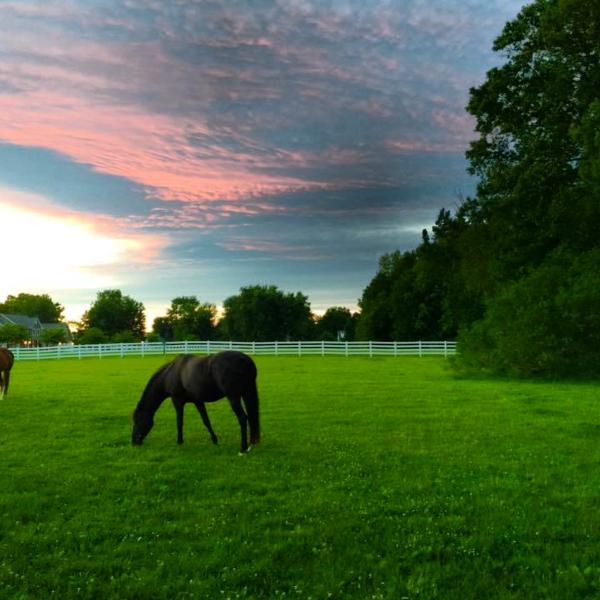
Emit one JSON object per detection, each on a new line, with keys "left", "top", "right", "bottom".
{"left": 0, "top": 91, "right": 325, "bottom": 203}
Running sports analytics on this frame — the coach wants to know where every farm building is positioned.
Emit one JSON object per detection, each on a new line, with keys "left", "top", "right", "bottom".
{"left": 0, "top": 313, "right": 42, "bottom": 345}
{"left": 0, "top": 314, "right": 72, "bottom": 346}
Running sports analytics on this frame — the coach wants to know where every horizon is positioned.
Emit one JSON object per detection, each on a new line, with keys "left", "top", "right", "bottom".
{"left": 0, "top": 1, "right": 527, "bottom": 326}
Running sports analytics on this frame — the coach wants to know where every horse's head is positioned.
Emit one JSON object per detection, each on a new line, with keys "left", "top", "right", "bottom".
{"left": 131, "top": 408, "right": 154, "bottom": 445}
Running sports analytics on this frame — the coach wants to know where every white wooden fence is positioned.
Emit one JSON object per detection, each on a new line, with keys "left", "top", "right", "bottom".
{"left": 10, "top": 340, "right": 456, "bottom": 361}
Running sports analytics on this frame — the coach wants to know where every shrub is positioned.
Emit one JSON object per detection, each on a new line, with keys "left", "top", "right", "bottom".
{"left": 456, "top": 250, "right": 600, "bottom": 377}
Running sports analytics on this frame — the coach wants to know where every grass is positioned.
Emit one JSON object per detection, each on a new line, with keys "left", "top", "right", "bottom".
{"left": 0, "top": 355, "right": 599, "bottom": 599}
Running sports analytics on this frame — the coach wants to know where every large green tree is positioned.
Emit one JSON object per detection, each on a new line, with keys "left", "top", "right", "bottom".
{"left": 81, "top": 290, "right": 145, "bottom": 341}
{"left": 152, "top": 296, "right": 216, "bottom": 341}
{"left": 456, "top": 0, "right": 600, "bottom": 375}
{"left": 465, "top": 0, "right": 600, "bottom": 280}
{"left": 0, "top": 293, "right": 64, "bottom": 323}
{"left": 220, "top": 285, "right": 314, "bottom": 341}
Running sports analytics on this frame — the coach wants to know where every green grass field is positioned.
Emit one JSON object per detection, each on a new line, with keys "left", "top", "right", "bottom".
{"left": 1, "top": 355, "right": 599, "bottom": 599}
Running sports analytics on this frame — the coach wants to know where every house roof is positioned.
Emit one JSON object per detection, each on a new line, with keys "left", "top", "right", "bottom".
{"left": 41, "top": 322, "right": 71, "bottom": 332}
{"left": 41, "top": 322, "right": 73, "bottom": 339}
{"left": 0, "top": 313, "right": 42, "bottom": 328}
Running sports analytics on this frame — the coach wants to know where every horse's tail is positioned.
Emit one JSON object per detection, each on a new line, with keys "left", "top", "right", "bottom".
{"left": 243, "top": 379, "right": 260, "bottom": 445}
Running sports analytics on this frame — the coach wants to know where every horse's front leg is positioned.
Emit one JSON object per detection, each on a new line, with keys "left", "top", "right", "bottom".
{"left": 194, "top": 401, "right": 218, "bottom": 445}
{"left": 172, "top": 398, "right": 185, "bottom": 444}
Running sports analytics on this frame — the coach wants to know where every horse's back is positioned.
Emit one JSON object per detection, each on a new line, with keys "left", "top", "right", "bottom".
{"left": 179, "top": 351, "right": 256, "bottom": 400}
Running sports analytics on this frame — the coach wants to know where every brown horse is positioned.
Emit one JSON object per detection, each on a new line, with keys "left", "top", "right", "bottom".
{"left": 0, "top": 348, "right": 14, "bottom": 400}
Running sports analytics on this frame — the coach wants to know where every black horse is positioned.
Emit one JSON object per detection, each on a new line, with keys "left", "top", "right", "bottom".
{"left": 0, "top": 347, "right": 14, "bottom": 400}
{"left": 131, "top": 351, "right": 260, "bottom": 453}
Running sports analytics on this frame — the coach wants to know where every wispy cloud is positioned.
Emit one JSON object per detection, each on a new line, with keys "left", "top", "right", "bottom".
{"left": 0, "top": 0, "right": 526, "bottom": 316}
{"left": 0, "top": 0, "right": 523, "bottom": 207}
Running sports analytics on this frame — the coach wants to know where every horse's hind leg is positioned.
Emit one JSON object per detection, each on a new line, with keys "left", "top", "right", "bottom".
{"left": 194, "top": 401, "right": 218, "bottom": 445}
{"left": 172, "top": 398, "right": 185, "bottom": 444}
{"left": 0, "top": 371, "right": 4, "bottom": 400}
{"left": 228, "top": 396, "right": 249, "bottom": 454}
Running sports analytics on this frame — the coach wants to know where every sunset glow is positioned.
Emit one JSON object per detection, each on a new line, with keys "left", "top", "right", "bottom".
{"left": 0, "top": 193, "right": 160, "bottom": 297}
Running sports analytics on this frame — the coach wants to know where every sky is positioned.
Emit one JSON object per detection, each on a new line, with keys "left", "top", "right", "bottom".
{"left": 0, "top": 0, "right": 527, "bottom": 325}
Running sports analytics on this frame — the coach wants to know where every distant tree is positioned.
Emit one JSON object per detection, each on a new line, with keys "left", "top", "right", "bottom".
{"left": 166, "top": 297, "right": 216, "bottom": 340}
{"left": 316, "top": 307, "right": 356, "bottom": 341}
{"left": 152, "top": 317, "right": 174, "bottom": 342}
{"left": 0, "top": 323, "right": 30, "bottom": 346}
{"left": 81, "top": 290, "right": 145, "bottom": 340}
{"left": 111, "top": 330, "right": 138, "bottom": 343}
{"left": 40, "top": 328, "right": 67, "bottom": 346}
{"left": 220, "top": 285, "right": 313, "bottom": 341}
{"left": 356, "top": 215, "right": 485, "bottom": 342}
{"left": 76, "top": 327, "right": 108, "bottom": 345}
{"left": 0, "top": 293, "right": 64, "bottom": 322}
{"left": 356, "top": 251, "right": 409, "bottom": 341}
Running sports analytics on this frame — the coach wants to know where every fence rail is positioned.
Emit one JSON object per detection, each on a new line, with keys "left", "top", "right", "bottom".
{"left": 10, "top": 340, "right": 456, "bottom": 361}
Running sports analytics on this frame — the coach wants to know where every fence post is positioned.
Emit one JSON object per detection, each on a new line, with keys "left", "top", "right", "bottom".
{"left": 345, "top": 341, "right": 348, "bottom": 357}
{"left": 394, "top": 341, "right": 397, "bottom": 357}
{"left": 444, "top": 340, "right": 448, "bottom": 358}
{"left": 120, "top": 343, "right": 124, "bottom": 358}
{"left": 252, "top": 341, "right": 255, "bottom": 354}
{"left": 418, "top": 340, "right": 422, "bottom": 357}
{"left": 275, "top": 341, "right": 278, "bottom": 356}
{"left": 36, "top": 346, "right": 40, "bottom": 361}
{"left": 78, "top": 345, "right": 81, "bottom": 360}
{"left": 321, "top": 340, "right": 325, "bottom": 357}
{"left": 99, "top": 344, "right": 102, "bottom": 359}
{"left": 207, "top": 340, "right": 211, "bottom": 355}
{"left": 369, "top": 341, "right": 372, "bottom": 358}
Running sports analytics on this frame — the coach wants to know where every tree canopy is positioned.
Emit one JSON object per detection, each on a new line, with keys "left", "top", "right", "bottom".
{"left": 0, "top": 293, "right": 64, "bottom": 323}
{"left": 81, "top": 290, "right": 145, "bottom": 341}
{"left": 152, "top": 296, "right": 217, "bottom": 341}
{"left": 316, "top": 307, "right": 357, "bottom": 341}
{"left": 220, "top": 285, "right": 314, "bottom": 341}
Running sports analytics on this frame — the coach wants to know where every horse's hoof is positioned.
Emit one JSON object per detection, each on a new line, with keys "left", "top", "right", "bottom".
{"left": 238, "top": 451, "right": 245, "bottom": 456}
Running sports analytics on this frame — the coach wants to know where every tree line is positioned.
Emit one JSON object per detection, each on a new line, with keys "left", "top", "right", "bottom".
{"left": 357, "top": 0, "right": 600, "bottom": 377}
{"left": 0, "top": 287, "right": 358, "bottom": 346}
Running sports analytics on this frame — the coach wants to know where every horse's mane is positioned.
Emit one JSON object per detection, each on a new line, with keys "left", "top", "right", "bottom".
{"left": 136, "top": 361, "right": 174, "bottom": 411}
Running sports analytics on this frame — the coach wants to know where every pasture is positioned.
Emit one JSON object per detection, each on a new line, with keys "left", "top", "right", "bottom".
{"left": 0, "top": 355, "right": 599, "bottom": 599}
